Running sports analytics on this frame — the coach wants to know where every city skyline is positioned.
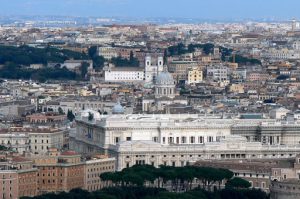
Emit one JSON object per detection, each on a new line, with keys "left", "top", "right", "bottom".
{"left": 1, "top": 0, "right": 300, "bottom": 20}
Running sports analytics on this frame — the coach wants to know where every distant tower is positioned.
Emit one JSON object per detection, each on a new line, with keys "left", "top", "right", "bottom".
{"left": 145, "top": 55, "right": 151, "bottom": 68}
{"left": 157, "top": 56, "right": 164, "bottom": 73}
{"left": 145, "top": 55, "right": 153, "bottom": 83}
{"left": 292, "top": 19, "right": 297, "bottom": 32}
{"left": 232, "top": 53, "right": 236, "bottom": 63}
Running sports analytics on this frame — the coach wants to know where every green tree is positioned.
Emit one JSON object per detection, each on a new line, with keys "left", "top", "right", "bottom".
{"left": 80, "top": 62, "right": 89, "bottom": 79}
{"left": 88, "top": 46, "right": 98, "bottom": 58}
{"left": 226, "top": 177, "right": 251, "bottom": 189}
{"left": 93, "top": 55, "right": 106, "bottom": 69}
{"left": 129, "top": 51, "right": 134, "bottom": 63}
{"left": 58, "top": 107, "right": 64, "bottom": 115}
{"left": 67, "top": 110, "right": 75, "bottom": 122}
{"left": 88, "top": 112, "right": 94, "bottom": 121}
{"left": 0, "top": 145, "right": 8, "bottom": 151}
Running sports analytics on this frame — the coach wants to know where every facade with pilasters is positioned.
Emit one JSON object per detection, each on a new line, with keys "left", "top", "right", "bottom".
{"left": 74, "top": 113, "right": 300, "bottom": 170}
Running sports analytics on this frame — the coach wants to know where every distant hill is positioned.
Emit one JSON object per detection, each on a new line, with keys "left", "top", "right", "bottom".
{"left": 0, "top": 45, "right": 90, "bottom": 82}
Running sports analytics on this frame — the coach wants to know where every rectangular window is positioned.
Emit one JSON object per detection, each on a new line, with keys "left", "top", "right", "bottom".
{"left": 190, "top": 136, "right": 195, "bottom": 144}
{"left": 126, "top": 137, "right": 131, "bottom": 141}
{"left": 198, "top": 136, "right": 204, "bottom": 143}
{"left": 181, "top": 136, "right": 186, "bottom": 144}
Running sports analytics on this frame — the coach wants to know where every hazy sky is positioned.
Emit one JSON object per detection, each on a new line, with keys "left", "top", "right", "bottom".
{"left": 1, "top": 0, "right": 300, "bottom": 20}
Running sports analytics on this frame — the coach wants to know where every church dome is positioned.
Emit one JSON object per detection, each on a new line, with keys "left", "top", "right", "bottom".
{"left": 156, "top": 71, "right": 175, "bottom": 85}
{"left": 112, "top": 102, "right": 124, "bottom": 114}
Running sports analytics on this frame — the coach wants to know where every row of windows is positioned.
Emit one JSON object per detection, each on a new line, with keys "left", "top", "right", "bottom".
{"left": 161, "top": 136, "right": 221, "bottom": 144}
{"left": 1, "top": 140, "right": 25, "bottom": 145}
{"left": 87, "top": 166, "right": 114, "bottom": 172}
{"left": 32, "top": 139, "right": 49, "bottom": 143}
{"left": 2, "top": 193, "right": 13, "bottom": 199}
{"left": 235, "top": 172, "right": 266, "bottom": 178}
{"left": 87, "top": 179, "right": 101, "bottom": 184}
{"left": 111, "top": 77, "right": 143, "bottom": 80}
{"left": 126, "top": 160, "right": 190, "bottom": 168}
{"left": 75, "top": 103, "right": 103, "bottom": 108}
{"left": 126, "top": 154, "right": 202, "bottom": 159}
{"left": 114, "top": 137, "right": 131, "bottom": 143}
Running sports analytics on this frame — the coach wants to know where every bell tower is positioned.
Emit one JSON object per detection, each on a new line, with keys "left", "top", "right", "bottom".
{"left": 157, "top": 56, "right": 164, "bottom": 73}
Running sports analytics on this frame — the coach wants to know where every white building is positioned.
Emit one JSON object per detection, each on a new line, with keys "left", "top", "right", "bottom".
{"left": 269, "top": 107, "right": 291, "bottom": 119}
{"left": 115, "top": 136, "right": 300, "bottom": 170}
{"left": 104, "top": 66, "right": 145, "bottom": 83}
{"left": 74, "top": 113, "right": 300, "bottom": 170}
{"left": 103, "top": 55, "right": 164, "bottom": 85}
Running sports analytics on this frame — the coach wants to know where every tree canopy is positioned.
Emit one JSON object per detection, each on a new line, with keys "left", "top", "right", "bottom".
{"left": 0, "top": 45, "right": 88, "bottom": 66}
{"left": 100, "top": 164, "right": 235, "bottom": 192}
{"left": 166, "top": 43, "right": 215, "bottom": 56}
{"left": 21, "top": 165, "right": 268, "bottom": 199}
{"left": 0, "top": 45, "right": 90, "bottom": 81}
{"left": 67, "top": 110, "right": 75, "bottom": 122}
{"left": 226, "top": 177, "right": 252, "bottom": 189}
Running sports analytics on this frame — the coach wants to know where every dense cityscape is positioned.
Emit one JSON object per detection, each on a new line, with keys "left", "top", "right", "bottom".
{"left": 1, "top": 1, "right": 300, "bottom": 199}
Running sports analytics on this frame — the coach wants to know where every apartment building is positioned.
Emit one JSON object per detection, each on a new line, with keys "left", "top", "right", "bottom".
{"left": 168, "top": 61, "right": 199, "bottom": 82}
{"left": 0, "top": 154, "right": 38, "bottom": 199}
{"left": 206, "top": 65, "right": 229, "bottom": 82}
{"left": 84, "top": 155, "right": 116, "bottom": 192}
{"left": 33, "top": 149, "right": 84, "bottom": 195}
{"left": 187, "top": 67, "right": 203, "bottom": 85}
{"left": 0, "top": 127, "right": 67, "bottom": 155}
{"left": 97, "top": 46, "right": 117, "bottom": 60}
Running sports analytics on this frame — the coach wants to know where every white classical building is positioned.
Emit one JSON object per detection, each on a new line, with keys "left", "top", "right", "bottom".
{"left": 115, "top": 136, "right": 300, "bottom": 170}
{"left": 73, "top": 113, "right": 300, "bottom": 170}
